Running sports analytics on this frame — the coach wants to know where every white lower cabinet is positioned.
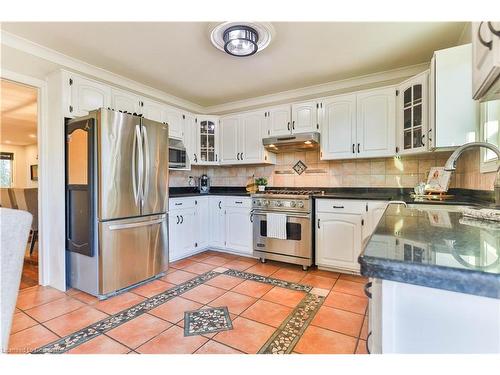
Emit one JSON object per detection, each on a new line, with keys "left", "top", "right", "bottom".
{"left": 168, "top": 207, "right": 197, "bottom": 261}
{"left": 209, "top": 196, "right": 226, "bottom": 247}
{"left": 196, "top": 197, "right": 210, "bottom": 249}
{"left": 224, "top": 205, "right": 253, "bottom": 255}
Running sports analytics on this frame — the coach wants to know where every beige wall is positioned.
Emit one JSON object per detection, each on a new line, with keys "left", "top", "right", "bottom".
{"left": 0, "top": 143, "right": 38, "bottom": 188}
{"left": 170, "top": 149, "right": 497, "bottom": 191}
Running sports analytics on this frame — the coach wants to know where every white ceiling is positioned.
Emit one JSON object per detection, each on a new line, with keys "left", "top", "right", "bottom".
{"left": 1, "top": 22, "right": 466, "bottom": 106}
{"left": 1, "top": 79, "right": 38, "bottom": 146}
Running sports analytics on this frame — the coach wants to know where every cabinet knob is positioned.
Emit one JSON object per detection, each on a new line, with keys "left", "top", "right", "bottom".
{"left": 478, "top": 21, "right": 493, "bottom": 50}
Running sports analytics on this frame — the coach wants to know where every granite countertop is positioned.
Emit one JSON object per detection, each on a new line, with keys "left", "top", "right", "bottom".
{"left": 169, "top": 187, "right": 251, "bottom": 198}
{"left": 359, "top": 203, "right": 500, "bottom": 299}
{"left": 170, "top": 192, "right": 251, "bottom": 198}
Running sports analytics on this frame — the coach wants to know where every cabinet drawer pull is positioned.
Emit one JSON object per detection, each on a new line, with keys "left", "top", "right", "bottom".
{"left": 235, "top": 201, "right": 243, "bottom": 204}
{"left": 180, "top": 215, "right": 184, "bottom": 224}
{"left": 488, "top": 21, "right": 500, "bottom": 37}
{"left": 478, "top": 21, "right": 493, "bottom": 50}
{"left": 352, "top": 144, "right": 355, "bottom": 154}
{"left": 287, "top": 122, "right": 290, "bottom": 131}
{"left": 292, "top": 120, "right": 295, "bottom": 130}
{"left": 250, "top": 213, "right": 253, "bottom": 223}
{"left": 332, "top": 205, "right": 344, "bottom": 209}
{"left": 317, "top": 218, "right": 320, "bottom": 229}
{"left": 364, "top": 281, "right": 373, "bottom": 299}
{"left": 357, "top": 143, "right": 360, "bottom": 153}
{"left": 176, "top": 215, "right": 180, "bottom": 224}
{"left": 218, "top": 201, "right": 222, "bottom": 210}
{"left": 366, "top": 332, "right": 372, "bottom": 354}
{"left": 175, "top": 202, "right": 182, "bottom": 206}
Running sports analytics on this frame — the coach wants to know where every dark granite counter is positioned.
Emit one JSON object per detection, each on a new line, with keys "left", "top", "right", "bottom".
{"left": 169, "top": 186, "right": 251, "bottom": 198}
{"left": 359, "top": 203, "right": 500, "bottom": 299}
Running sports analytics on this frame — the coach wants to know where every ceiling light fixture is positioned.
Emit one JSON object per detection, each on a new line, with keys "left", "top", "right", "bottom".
{"left": 210, "top": 22, "right": 275, "bottom": 57}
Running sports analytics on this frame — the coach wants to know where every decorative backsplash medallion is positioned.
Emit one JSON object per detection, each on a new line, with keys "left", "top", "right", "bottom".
{"left": 293, "top": 160, "right": 307, "bottom": 175}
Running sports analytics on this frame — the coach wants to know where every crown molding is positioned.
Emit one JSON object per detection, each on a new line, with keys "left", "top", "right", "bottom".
{"left": 203, "top": 62, "right": 429, "bottom": 114}
{"left": 1, "top": 31, "right": 204, "bottom": 113}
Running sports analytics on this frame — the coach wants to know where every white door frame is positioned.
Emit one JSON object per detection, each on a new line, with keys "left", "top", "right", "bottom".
{"left": 1, "top": 69, "right": 49, "bottom": 286}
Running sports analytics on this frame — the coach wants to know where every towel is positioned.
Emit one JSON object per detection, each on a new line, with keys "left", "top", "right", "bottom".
{"left": 267, "top": 213, "right": 287, "bottom": 240}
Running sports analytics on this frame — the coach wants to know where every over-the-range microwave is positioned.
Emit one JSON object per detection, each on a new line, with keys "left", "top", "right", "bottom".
{"left": 168, "top": 138, "right": 188, "bottom": 170}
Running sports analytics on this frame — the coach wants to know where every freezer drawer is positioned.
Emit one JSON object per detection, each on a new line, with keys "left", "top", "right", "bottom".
{"left": 98, "top": 214, "right": 168, "bottom": 295}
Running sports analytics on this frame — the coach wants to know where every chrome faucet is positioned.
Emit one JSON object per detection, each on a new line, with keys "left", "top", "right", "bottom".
{"left": 444, "top": 142, "right": 500, "bottom": 204}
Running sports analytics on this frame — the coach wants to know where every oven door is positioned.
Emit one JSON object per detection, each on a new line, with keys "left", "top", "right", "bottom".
{"left": 252, "top": 210, "right": 312, "bottom": 259}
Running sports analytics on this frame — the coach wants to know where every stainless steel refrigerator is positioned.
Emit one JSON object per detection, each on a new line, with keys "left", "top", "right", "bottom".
{"left": 65, "top": 108, "right": 169, "bottom": 298}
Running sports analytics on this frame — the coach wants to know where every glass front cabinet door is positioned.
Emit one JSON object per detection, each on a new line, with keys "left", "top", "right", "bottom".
{"left": 197, "top": 116, "right": 219, "bottom": 165}
{"left": 397, "top": 70, "right": 429, "bottom": 154}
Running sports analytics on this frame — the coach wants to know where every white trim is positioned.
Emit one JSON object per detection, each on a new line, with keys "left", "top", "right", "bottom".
{"left": 0, "top": 69, "right": 49, "bottom": 286}
{"left": 1, "top": 30, "right": 204, "bottom": 114}
{"left": 204, "top": 63, "right": 429, "bottom": 114}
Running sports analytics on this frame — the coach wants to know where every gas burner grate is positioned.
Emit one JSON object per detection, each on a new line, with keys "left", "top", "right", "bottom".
{"left": 262, "top": 189, "right": 322, "bottom": 196}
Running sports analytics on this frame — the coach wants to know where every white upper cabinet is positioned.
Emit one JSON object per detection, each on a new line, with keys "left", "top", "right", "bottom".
{"left": 220, "top": 115, "right": 241, "bottom": 164}
{"left": 183, "top": 112, "right": 198, "bottom": 165}
{"left": 141, "top": 99, "right": 163, "bottom": 122}
{"left": 430, "top": 44, "right": 478, "bottom": 148}
{"left": 320, "top": 94, "right": 357, "bottom": 160}
{"left": 197, "top": 116, "right": 219, "bottom": 165}
{"left": 111, "top": 88, "right": 141, "bottom": 114}
{"left": 356, "top": 86, "right": 396, "bottom": 158}
{"left": 291, "top": 101, "right": 319, "bottom": 133}
{"left": 68, "top": 75, "right": 111, "bottom": 117}
{"left": 472, "top": 22, "right": 500, "bottom": 101}
{"left": 164, "top": 106, "right": 184, "bottom": 140}
{"left": 267, "top": 105, "right": 292, "bottom": 136}
{"left": 397, "top": 71, "right": 429, "bottom": 155}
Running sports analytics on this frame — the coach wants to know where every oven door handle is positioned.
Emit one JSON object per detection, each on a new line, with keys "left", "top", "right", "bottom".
{"left": 251, "top": 210, "right": 311, "bottom": 219}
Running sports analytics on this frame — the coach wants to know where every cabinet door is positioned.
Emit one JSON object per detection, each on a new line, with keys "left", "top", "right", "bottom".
{"left": 291, "top": 101, "right": 318, "bottom": 133}
{"left": 184, "top": 113, "right": 198, "bottom": 166}
{"left": 209, "top": 197, "right": 226, "bottom": 248}
{"left": 111, "top": 88, "right": 141, "bottom": 114}
{"left": 320, "top": 94, "right": 357, "bottom": 160}
{"left": 198, "top": 116, "right": 219, "bottom": 164}
{"left": 142, "top": 99, "right": 163, "bottom": 122}
{"left": 70, "top": 76, "right": 111, "bottom": 117}
{"left": 179, "top": 208, "right": 197, "bottom": 258}
{"left": 472, "top": 22, "right": 500, "bottom": 99}
{"left": 196, "top": 197, "right": 210, "bottom": 249}
{"left": 397, "top": 71, "right": 429, "bottom": 155}
{"left": 268, "top": 105, "right": 292, "bottom": 136}
{"left": 225, "top": 206, "right": 252, "bottom": 254}
{"left": 356, "top": 87, "right": 396, "bottom": 158}
{"left": 241, "top": 111, "right": 266, "bottom": 163}
{"left": 316, "top": 212, "right": 362, "bottom": 271}
{"left": 164, "top": 107, "right": 184, "bottom": 140}
{"left": 220, "top": 115, "right": 241, "bottom": 164}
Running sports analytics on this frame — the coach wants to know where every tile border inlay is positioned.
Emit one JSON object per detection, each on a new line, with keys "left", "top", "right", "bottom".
{"left": 184, "top": 306, "right": 233, "bottom": 337}
{"left": 30, "top": 267, "right": 317, "bottom": 354}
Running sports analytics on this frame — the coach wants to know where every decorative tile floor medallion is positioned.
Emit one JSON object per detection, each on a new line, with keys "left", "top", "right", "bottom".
{"left": 258, "top": 293, "right": 325, "bottom": 354}
{"left": 184, "top": 307, "right": 233, "bottom": 337}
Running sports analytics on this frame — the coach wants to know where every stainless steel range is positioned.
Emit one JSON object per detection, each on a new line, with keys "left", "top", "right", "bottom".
{"left": 251, "top": 189, "right": 321, "bottom": 270}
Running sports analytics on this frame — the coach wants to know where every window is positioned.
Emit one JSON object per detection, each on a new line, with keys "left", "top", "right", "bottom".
{"left": 0, "top": 152, "right": 14, "bottom": 187}
{"left": 480, "top": 99, "right": 500, "bottom": 173}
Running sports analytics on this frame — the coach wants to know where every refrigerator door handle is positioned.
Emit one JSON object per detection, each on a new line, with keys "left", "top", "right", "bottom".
{"left": 141, "top": 125, "right": 151, "bottom": 206}
{"left": 132, "top": 125, "right": 141, "bottom": 205}
{"left": 136, "top": 125, "right": 144, "bottom": 206}
{"left": 108, "top": 216, "right": 166, "bottom": 231}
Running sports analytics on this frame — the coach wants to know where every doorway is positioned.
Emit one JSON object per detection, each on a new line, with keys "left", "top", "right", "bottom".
{"left": 0, "top": 79, "right": 40, "bottom": 289}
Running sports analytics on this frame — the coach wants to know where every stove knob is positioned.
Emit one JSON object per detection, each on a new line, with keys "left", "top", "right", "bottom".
{"left": 275, "top": 201, "right": 283, "bottom": 207}
{"left": 297, "top": 201, "right": 304, "bottom": 208}
{"left": 263, "top": 200, "right": 270, "bottom": 206}
{"left": 290, "top": 201, "right": 296, "bottom": 208}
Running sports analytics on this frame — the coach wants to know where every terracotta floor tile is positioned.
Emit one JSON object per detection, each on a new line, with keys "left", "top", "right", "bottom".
{"left": 93, "top": 292, "right": 145, "bottom": 315}
{"left": 307, "top": 268, "right": 341, "bottom": 279}
{"left": 245, "top": 263, "right": 281, "bottom": 277}
{"left": 182, "top": 262, "right": 216, "bottom": 275}
{"left": 10, "top": 311, "right": 38, "bottom": 334}
{"left": 360, "top": 316, "right": 368, "bottom": 340}
{"left": 204, "top": 274, "right": 244, "bottom": 290}
{"left": 8, "top": 324, "right": 59, "bottom": 353}
{"left": 323, "top": 291, "right": 368, "bottom": 315}
{"left": 66, "top": 335, "right": 129, "bottom": 354}
{"left": 189, "top": 252, "right": 213, "bottom": 262}
{"left": 161, "top": 269, "right": 198, "bottom": 285}
{"left": 208, "top": 291, "right": 256, "bottom": 315}
{"left": 44, "top": 306, "right": 108, "bottom": 337}
{"left": 339, "top": 273, "right": 368, "bottom": 284}
{"left": 332, "top": 279, "right": 367, "bottom": 297}
{"left": 201, "top": 255, "right": 231, "bottom": 266}
{"left": 136, "top": 325, "right": 208, "bottom": 354}
{"left": 16, "top": 286, "right": 66, "bottom": 310}
{"left": 169, "top": 258, "right": 198, "bottom": 269}
{"left": 299, "top": 274, "right": 337, "bottom": 289}
{"left": 107, "top": 313, "right": 171, "bottom": 348}
{"left": 262, "top": 286, "right": 306, "bottom": 308}
{"left": 181, "top": 284, "right": 226, "bottom": 304}
{"left": 149, "top": 296, "right": 203, "bottom": 323}
{"left": 231, "top": 280, "right": 274, "bottom": 298}
{"left": 356, "top": 339, "right": 368, "bottom": 354}
{"left": 223, "top": 259, "right": 258, "bottom": 271}
{"left": 71, "top": 291, "right": 99, "bottom": 305}
{"left": 213, "top": 317, "right": 274, "bottom": 354}
{"left": 241, "top": 300, "right": 292, "bottom": 328}
{"left": 25, "top": 296, "right": 85, "bottom": 322}
{"left": 294, "top": 325, "right": 357, "bottom": 354}
{"left": 131, "top": 279, "right": 175, "bottom": 298}
{"left": 195, "top": 340, "right": 243, "bottom": 354}
{"left": 270, "top": 268, "right": 306, "bottom": 283}
{"left": 311, "top": 306, "right": 364, "bottom": 337}
{"left": 65, "top": 288, "right": 80, "bottom": 296}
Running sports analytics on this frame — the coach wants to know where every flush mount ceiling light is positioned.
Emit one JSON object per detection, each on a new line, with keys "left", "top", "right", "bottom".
{"left": 210, "top": 22, "right": 275, "bottom": 57}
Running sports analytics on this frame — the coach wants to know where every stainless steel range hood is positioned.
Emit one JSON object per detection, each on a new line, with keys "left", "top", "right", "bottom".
{"left": 262, "top": 132, "right": 320, "bottom": 153}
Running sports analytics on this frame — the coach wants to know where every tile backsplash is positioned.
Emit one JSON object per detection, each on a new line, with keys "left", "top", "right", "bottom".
{"left": 170, "top": 149, "right": 496, "bottom": 191}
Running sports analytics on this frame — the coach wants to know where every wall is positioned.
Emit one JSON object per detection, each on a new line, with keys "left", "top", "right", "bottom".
{"left": 0, "top": 143, "right": 38, "bottom": 188}
{"left": 455, "top": 149, "right": 497, "bottom": 191}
